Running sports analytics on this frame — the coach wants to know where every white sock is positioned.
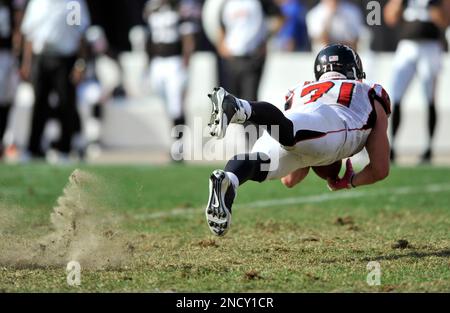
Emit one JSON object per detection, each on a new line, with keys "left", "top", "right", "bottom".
{"left": 237, "top": 99, "right": 252, "bottom": 119}
{"left": 226, "top": 171, "right": 239, "bottom": 190}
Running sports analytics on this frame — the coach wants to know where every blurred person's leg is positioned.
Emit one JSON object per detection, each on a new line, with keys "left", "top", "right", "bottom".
{"left": 109, "top": 50, "right": 127, "bottom": 98}
{"left": 217, "top": 56, "right": 228, "bottom": 90}
{"left": 223, "top": 57, "right": 243, "bottom": 98}
{"left": 28, "top": 55, "right": 52, "bottom": 157}
{"left": 0, "top": 51, "right": 15, "bottom": 156}
{"left": 239, "top": 53, "right": 266, "bottom": 145}
{"left": 149, "top": 57, "right": 165, "bottom": 99}
{"left": 163, "top": 57, "right": 187, "bottom": 125}
{"left": 52, "top": 56, "right": 78, "bottom": 155}
{"left": 162, "top": 56, "right": 188, "bottom": 161}
{"left": 417, "top": 41, "right": 442, "bottom": 163}
{"left": 239, "top": 53, "right": 265, "bottom": 101}
{"left": 390, "top": 40, "right": 419, "bottom": 162}
{"left": 0, "top": 105, "right": 10, "bottom": 156}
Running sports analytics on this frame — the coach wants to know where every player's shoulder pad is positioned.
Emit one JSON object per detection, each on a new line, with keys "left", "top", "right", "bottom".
{"left": 370, "top": 84, "right": 391, "bottom": 116}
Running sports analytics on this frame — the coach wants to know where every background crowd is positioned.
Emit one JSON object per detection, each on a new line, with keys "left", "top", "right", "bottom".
{"left": 0, "top": 0, "right": 449, "bottom": 164}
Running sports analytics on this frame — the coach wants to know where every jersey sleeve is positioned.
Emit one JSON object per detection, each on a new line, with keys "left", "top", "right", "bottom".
{"left": 284, "top": 82, "right": 311, "bottom": 111}
{"left": 284, "top": 89, "right": 294, "bottom": 110}
{"left": 370, "top": 84, "right": 392, "bottom": 116}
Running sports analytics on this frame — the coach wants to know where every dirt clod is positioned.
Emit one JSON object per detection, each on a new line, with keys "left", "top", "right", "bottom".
{"left": 197, "top": 239, "right": 218, "bottom": 248}
{"left": 244, "top": 270, "right": 261, "bottom": 280}
{"left": 392, "top": 239, "right": 411, "bottom": 249}
{"left": 335, "top": 216, "right": 354, "bottom": 226}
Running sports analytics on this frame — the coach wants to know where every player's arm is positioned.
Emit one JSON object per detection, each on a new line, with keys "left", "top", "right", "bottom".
{"left": 20, "top": 40, "right": 33, "bottom": 81}
{"left": 281, "top": 167, "right": 310, "bottom": 188}
{"left": 179, "top": 3, "right": 198, "bottom": 67}
{"left": 12, "top": 1, "right": 26, "bottom": 58}
{"left": 217, "top": 27, "right": 230, "bottom": 58}
{"left": 181, "top": 33, "right": 195, "bottom": 67}
{"left": 384, "top": 0, "right": 404, "bottom": 27}
{"left": 351, "top": 100, "right": 390, "bottom": 187}
{"left": 429, "top": 0, "right": 450, "bottom": 29}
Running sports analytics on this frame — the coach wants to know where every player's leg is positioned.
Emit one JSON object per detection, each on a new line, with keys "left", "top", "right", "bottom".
{"left": 208, "top": 87, "right": 295, "bottom": 146}
{"left": 148, "top": 57, "right": 165, "bottom": 100}
{"left": 239, "top": 52, "right": 265, "bottom": 101}
{"left": 165, "top": 57, "right": 188, "bottom": 161}
{"left": 390, "top": 40, "right": 419, "bottom": 162}
{"left": 0, "top": 104, "right": 11, "bottom": 157}
{"left": 0, "top": 52, "right": 18, "bottom": 158}
{"left": 223, "top": 57, "right": 243, "bottom": 98}
{"left": 417, "top": 41, "right": 442, "bottom": 163}
{"left": 28, "top": 56, "right": 52, "bottom": 157}
{"left": 205, "top": 134, "right": 302, "bottom": 236}
{"left": 0, "top": 55, "right": 12, "bottom": 157}
{"left": 53, "top": 57, "right": 78, "bottom": 155}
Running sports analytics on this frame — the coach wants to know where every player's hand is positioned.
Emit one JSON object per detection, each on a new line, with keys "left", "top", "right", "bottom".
{"left": 218, "top": 42, "right": 232, "bottom": 59}
{"left": 327, "top": 159, "right": 355, "bottom": 191}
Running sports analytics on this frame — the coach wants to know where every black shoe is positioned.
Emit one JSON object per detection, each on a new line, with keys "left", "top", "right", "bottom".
{"left": 112, "top": 85, "right": 127, "bottom": 98}
{"left": 205, "top": 170, "right": 236, "bottom": 236}
{"left": 390, "top": 148, "right": 396, "bottom": 163}
{"left": 420, "top": 148, "right": 432, "bottom": 164}
{"left": 208, "top": 87, "right": 248, "bottom": 139}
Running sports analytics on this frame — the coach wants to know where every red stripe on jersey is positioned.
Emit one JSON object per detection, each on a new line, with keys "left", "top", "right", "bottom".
{"left": 337, "top": 82, "right": 355, "bottom": 107}
{"left": 294, "top": 127, "right": 371, "bottom": 144}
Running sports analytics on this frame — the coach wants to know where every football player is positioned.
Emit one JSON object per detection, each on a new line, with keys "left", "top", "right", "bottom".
{"left": 384, "top": 0, "right": 450, "bottom": 163}
{"left": 205, "top": 44, "right": 391, "bottom": 236}
{"left": 144, "top": 0, "right": 198, "bottom": 161}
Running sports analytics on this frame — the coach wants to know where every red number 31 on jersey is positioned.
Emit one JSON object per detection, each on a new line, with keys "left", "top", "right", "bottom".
{"left": 301, "top": 81, "right": 355, "bottom": 107}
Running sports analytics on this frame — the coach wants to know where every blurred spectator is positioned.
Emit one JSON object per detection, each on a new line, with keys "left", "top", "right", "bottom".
{"left": 0, "top": 0, "right": 25, "bottom": 159}
{"left": 20, "top": 0, "right": 91, "bottom": 160}
{"left": 75, "top": 25, "right": 110, "bottom": 159}
{"left": 384, "top": 0, "right": 450, "bottom": 163}
{"left": 87, "top": 0, "right": 148, "bottom": 98}
{"left": 306, "top": 0, "right": 364, "bottom": 52}
{"left": 143, "top": 0, "right": 198, "bottom": 162}
{"left": 217, "top": 0, "right": 283, "bottom": 101}
{"left": 273, "top": 0, "right": 309, "bottom": 51}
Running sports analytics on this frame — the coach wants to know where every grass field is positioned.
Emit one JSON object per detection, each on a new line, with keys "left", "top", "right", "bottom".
{"left": 0, "top": 163, "right": 449, "bottom": 292}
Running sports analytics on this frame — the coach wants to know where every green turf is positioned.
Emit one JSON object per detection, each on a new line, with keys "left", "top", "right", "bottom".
{"left": 0, "top": 163, "right": 449, "bottom": 292}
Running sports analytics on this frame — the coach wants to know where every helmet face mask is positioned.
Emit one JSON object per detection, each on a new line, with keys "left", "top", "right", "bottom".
{"left": 314, "top": 44, "right": 366, "bottom": 81}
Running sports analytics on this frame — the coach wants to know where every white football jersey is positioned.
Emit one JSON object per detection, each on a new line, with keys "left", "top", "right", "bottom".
{"left": 284, "top": 79, "right": 391, "bottom": 158}
{"left": 286, "top": 79, "right": 390, "bottom": 128}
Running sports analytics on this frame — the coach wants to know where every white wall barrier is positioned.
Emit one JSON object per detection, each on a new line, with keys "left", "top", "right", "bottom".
{"left": 7, "top": 51, "right": 450, "bottom": 161}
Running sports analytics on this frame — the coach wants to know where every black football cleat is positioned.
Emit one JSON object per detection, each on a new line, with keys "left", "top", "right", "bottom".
{"left": 208, "top": 87, "right": 248, "bottom": 139}
{"left": 205, "top": 170, "right": 236, "bottom": 236}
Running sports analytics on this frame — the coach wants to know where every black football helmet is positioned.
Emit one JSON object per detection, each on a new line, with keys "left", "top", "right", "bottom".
{"left": 314, "top": 44, "right": 366, "bottom": 81}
